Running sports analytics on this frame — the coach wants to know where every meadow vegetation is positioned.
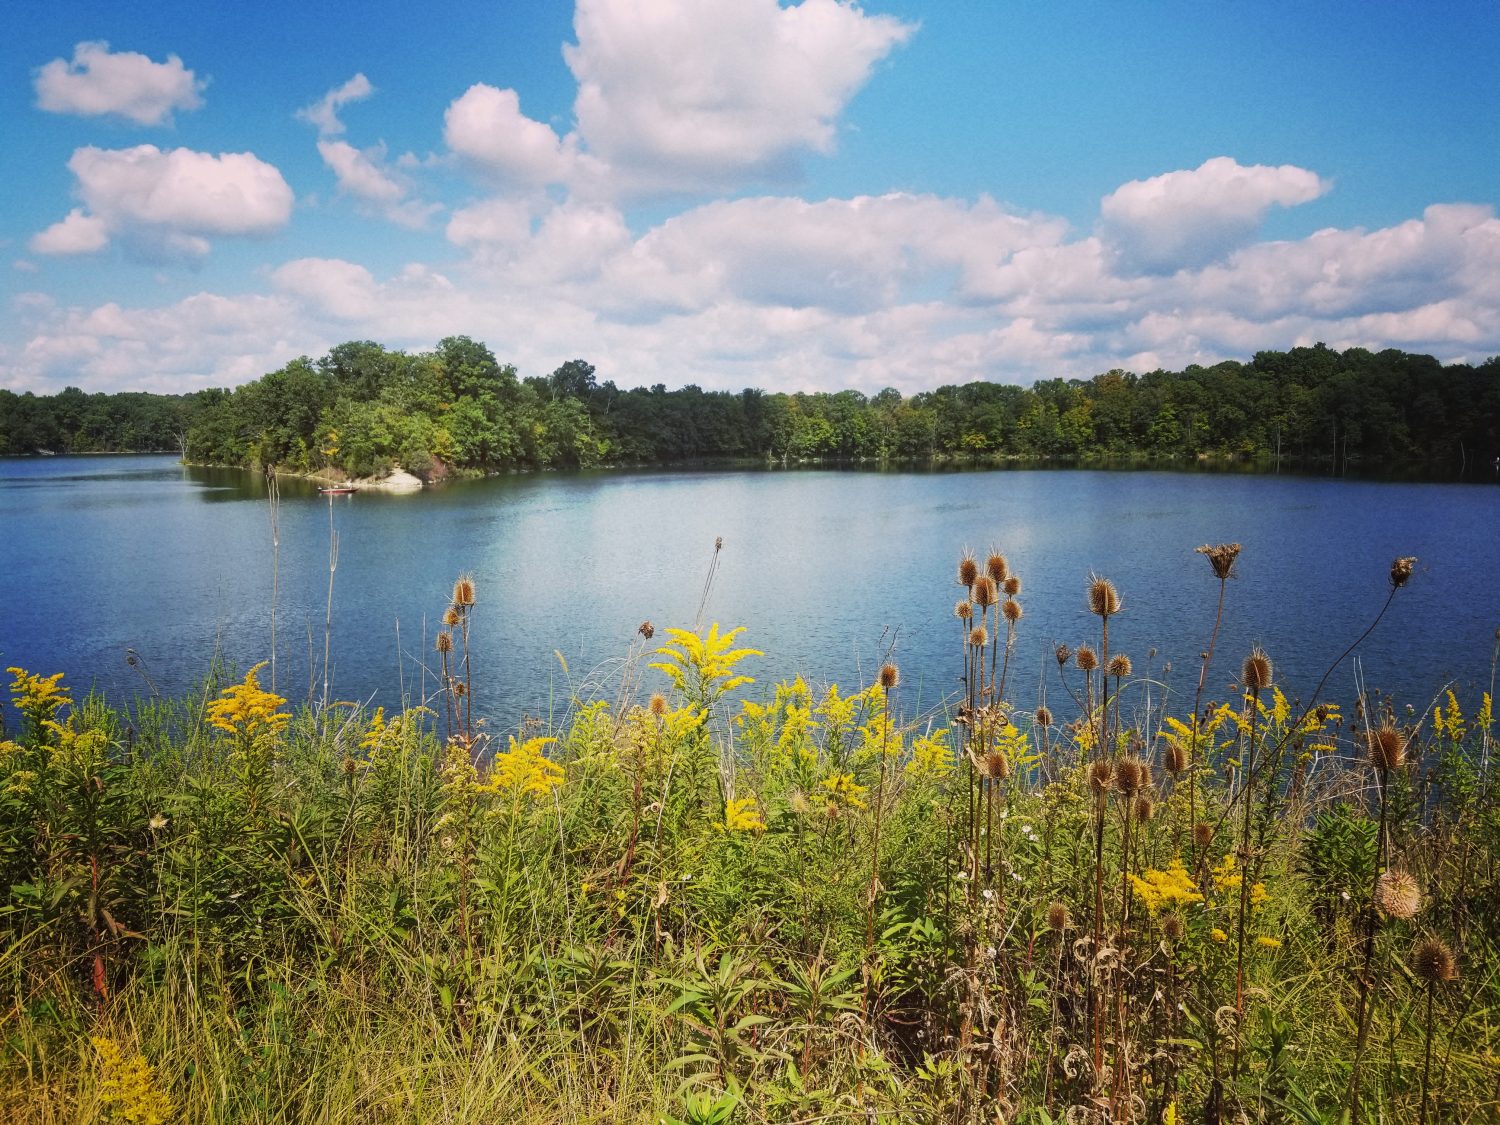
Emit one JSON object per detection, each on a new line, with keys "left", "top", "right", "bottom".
{"left": 1, "top": 547, "right": 1496, "bottom": 1123}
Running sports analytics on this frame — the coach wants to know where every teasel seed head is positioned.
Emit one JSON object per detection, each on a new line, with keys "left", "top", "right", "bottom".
{"left": 435, "top": 631, "right": 454, "bottom": 654}
{"left": 1089, "top": 759, "right": 1114, "bottom": 794}
{"left": 955, "top": 600, "right": 973, "bottom": 621}
{"left": 972, "top": 575, "right": 999, "bottom": 608}
{"left": 1136, "top": 795, "right": 1155, "bottom": 821}
{"left": 452, "top": 680, "right": 468, "bottom": 698}
{"left": 648, "top": 693, "right": 667, "bottom": 716}
{"left": 1108, "top": 653, "right": 1132, "bottom": 679}
{"left": 1088, "top": 575, "right": 1121, "bottom": 618}
{"left": 1368, "top": 724, "right": 1408, "bottom": 771}
{"left": 1034, "top": 705, "right": 1053, "bottom": 728}
{"left": 1390, "top": 556, "right": 1417, "bottom": 589}
{"left": 1196, "top": 543, "right": 1242, "bottom": 581}
{"left": 969, "top": 625, "right": 989, "bottom": 648}
{"left": 879, "top": 662, "right": 900, "bottom": 691}
{"left": 986, "top": 552, "right": 1009, "bottom": 584}
{"left": 983, "top": 750, "right": 1010, "bottom": 780}
{"left": 1412, "top": 937, "right": 1458, "bottom": 984}
{"left": 1047, "top": 901, "right": 1070, "bottom": 932}
{"left": 1375, "top": 869, "right": 1422, "bottom": 920}
{"left": 452, "top": 574, "right": 476, "bottom": 607}
{"left": 1075, "top": 645, "right": 1099, "bottom": 672}
{"left": 1194, "top": 821, "right": 1214, "bottom": 849}
{"left": 958, "top": 552, "right": 979, "bottom": 588}
{"left": 1055, "top": 643, "right": 1072, "bottom": 667}
{"left": 443, "top": 606, "right": 461, "bottom": 628}
{"left": 1165, "top": 739, "right": 1190, "bottom": 774}
{"left": 1242, "top": 648, "right": 1273, "bottom": 693}
{"left": 1116, "top": 755, "right": 1147, "bottom": 795}
{"left": 1161, "top": 912, "right": 1185, "bottom": 941}
{"left": 637, "top": 620, "right": 655, "bottom": 640}
{"left": 1003, "top": 598, "right": 1023, "bottom": 623}
{"left": 1003, "top": 575, "right": 1021, "bottom": 596}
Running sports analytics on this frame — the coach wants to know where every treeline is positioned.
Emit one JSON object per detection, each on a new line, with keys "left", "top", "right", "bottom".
{"left": 4, "top": 339, "right": 1498, "bottom": 473}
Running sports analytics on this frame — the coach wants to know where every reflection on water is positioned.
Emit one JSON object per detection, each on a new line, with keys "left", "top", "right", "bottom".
{"left": 3, "top": 453, "right": 1497, "bottom": 729}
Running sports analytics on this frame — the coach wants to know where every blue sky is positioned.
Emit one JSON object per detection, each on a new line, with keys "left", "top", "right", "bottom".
{"left": 4, "top": 0, "right": 1498, "bottom": 395}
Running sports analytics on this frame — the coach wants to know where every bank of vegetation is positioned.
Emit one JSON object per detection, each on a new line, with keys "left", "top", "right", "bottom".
{"left": 2, "top": 546, "right": 1496, "bottom": 1122}
{"left": 3, "top": 341, "right": 1497, "bottom": 477}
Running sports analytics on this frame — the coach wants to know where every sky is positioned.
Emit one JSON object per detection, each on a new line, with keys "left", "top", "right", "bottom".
{"left": 3, "top": 0, "right": 1498, "bottom": 397}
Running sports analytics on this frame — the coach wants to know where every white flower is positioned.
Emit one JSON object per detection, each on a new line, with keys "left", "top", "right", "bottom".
{"left": 148, "top": 814, "right": 168, "bottom": 831}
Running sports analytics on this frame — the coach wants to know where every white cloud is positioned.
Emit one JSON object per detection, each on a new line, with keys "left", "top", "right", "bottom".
{"left": 444, "top": 84, "right": 578, "bottom": 187}
{"left": 442, "top": 0, "right": 915, "bottom": 199}
{"left": 34, "top": 41, "right": 205, "bottom": 126}
{"left": 1100, "top": 156, "right": 1330, "bottom": 275}
{"left": 446, "top": 197, "right": 536, "bottom": 254}
{"left": 316, "top": 139, "right": 440, "bottom": 229}
{"left": 296, "top": 73, "right": 374, "bottom": 136}
{"left": 33, "top": 145, "right": 294, "bottom": 259}
{"left": 30, "top": 208, "right": 111, "bottom": 256}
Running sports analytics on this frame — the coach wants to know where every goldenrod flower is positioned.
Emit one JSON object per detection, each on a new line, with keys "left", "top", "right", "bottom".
{"left": 206, "top": 663, "right": 288, "bottom": 741}
{"left": 92, "top": 1036, "right": 173, "bottom": 1124}
{"left": 1128, "top": 858, "right": 1204, "bottom": 915}
{"left": 722, "top": 797, "right": 766, "bottom": 833}
{"left": 1256, "top": 935, "right": 1283, "bottom": 950}
{"left": 820, "top": 772, "right": 868, "bottom": 809}
{"left": 1210, "top": 928, "right": 1229, "bottom": 943}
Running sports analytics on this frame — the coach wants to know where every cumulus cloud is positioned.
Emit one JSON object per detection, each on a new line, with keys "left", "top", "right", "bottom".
{"left": 34, "top": 41, "right": 205, "bottom": 126}
{"left": 31, "top": 145, "right": 295, "bottom": 258}
{"left": 442, "top": 0, "right": 914, "bottom": 199}
{"left": 1100, "top": 156, "right": 1330, "bottom": 275}
{"left": 8, "top": 157, "right": 1500, "bottom": 396}
{"left": 444, "top": 84, "right": 578, "bottom": 187}
{"left": 296, "top": 73, "right": 374, "bottom": 136}
{"left": 30, "top": 209, "right": 111, "bottom": 256}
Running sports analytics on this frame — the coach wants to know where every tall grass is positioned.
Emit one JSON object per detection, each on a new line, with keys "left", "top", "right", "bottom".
{"left": 1, "top": 549, "right": 1496, "bottom": 1124}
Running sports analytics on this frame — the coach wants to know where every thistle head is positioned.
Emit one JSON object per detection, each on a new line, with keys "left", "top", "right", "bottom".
{"left": 1390, "top": 556, "right": 1417, "bottom": 589}
{"left": 955, "top": 600, "right": 973, "bottom": 621}
{"left": 435, "top": 631, "right": 454, "bottom": 654}
{"left": 1164, "top": 740, "right": 1189, "bottom": 774}
{"left": 1046, "top": 901, "right": 1070, "bottom": 932}
{"left": 1368, "top": 725, "right": 1408, "bottom": 772}
{"left": 1134, "top": 795, "right": 1155, "bottom": 822}
{"left": 986, "top": 552, "right": 1009, "bottom": 584}
{"left": 1242, "top": 648, "right": 1273, "bottom": 693}
{"left": 1108, "top": 653, "right": 1132, "bottom": 679}
{"left": 972, "top": 575, "right": 999, "bottom": 608}
{"left": 1193, "top": 821, "right": 1214, "bottom": 849}
{"left": 1088, "top": 759, "right": 1114, "bottom": 794}
{"left": 1002, "top": 598, "right": 1023, "bottom": 624}
{"left": 958, "top": 552, "right": 979, "bottom": 588}
{"left": 1003, "top": 575, "right": 1021, "bottom": 597}
{"left": 452, "top": 574, "right": 476, "bottom": 607}
{"left": 1412, "top": 937, "right": 1458, "bottom": 984}
{"left": 1161, "top": 912, "right": 1185, "bottom": 941}
{"left": 1196, "top": 543, "right": 1241, "bottom": 581}
{"left": 1055, "top": 643, "right": 1072, "bottom": 667}
{"left": 1075, "top": 645, "right": 1098, "bottom": 672}
{"left": 879, "top": 663, "right": 900, "bottom": 692}
{"left": 1116, "top": 755, "right": 1147, "bottom": 795}
{"left": 648, "top": 693, "right": 668, "bottom": 716}
{"left": 1034, "top": 705, "right": 1053, "bottom": 728}
{"left": 1374, "top": 869, "right": 1422, "bottom": 920}
{"left": 1088, "top": 576, "right": 1121, "bottom": 618}
{"left": 969, "top": 625, "right": 989, "bottom": 648}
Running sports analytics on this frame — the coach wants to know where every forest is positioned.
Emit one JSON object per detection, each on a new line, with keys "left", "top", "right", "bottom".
{"left": 2, "top": 339, "right": 1498, "bottom": 476}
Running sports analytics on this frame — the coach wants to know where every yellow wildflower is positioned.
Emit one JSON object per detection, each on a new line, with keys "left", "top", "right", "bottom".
{"left": 906, "top": 727, "right": 956, "bottom": 780}
{"left": 1128, "top": 858, "right": 1204, "bottom": 915}
{"left": 722, "top": 797, "right": 766, "bottom": 833}
{"left": 650, "top": 624, "right": 761, "bottom": 705}
{"left": 92, "top": 1036, "right": 173, "bottom": 1124}
{"left": 7, "top": 666, "right": 70, "bottom": 733}
{"left": 820, "top": 772, "right": 868, "bottom": 809}
{"left": 206, "top": 663, "right": 288, "bottom": 741}
{"left": 484, "top": 735, "right": 563, "bottom": 798}
{"left": 1211, "top": 854, "right": 1242, "bottom": 894}
{"left": 1256, "top": 935, "right": 1282, "bottom": 950}
{"left": 1210, "top": 928, "right": 1228, "bottom": 943}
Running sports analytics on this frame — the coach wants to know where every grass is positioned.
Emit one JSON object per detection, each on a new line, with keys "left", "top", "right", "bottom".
{"left": 1, "top": 547, "right": 1497, "bottom": 1124}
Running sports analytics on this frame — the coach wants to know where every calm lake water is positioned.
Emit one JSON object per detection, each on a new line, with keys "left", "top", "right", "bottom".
{"left": 2, "top": 455, "right": 1497, "bottom": 729}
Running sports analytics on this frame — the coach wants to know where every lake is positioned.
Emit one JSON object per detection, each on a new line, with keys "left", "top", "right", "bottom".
{"left": 2, "top": 454, "right": 1496, "bottom": 731}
